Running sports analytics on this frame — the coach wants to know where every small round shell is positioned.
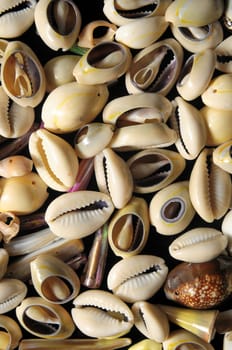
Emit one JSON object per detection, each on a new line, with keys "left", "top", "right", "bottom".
{"left": 0, "top": 315, "right": 22, "bottom": 350}
{"left": 169, "top": 227, "right": 228, "bottom": 263}
{"left": 78, "top": 20, "right": 117, "bottom": 48}
{"left": 0, "top": 278, "right": 27, "bottom": 314}
{"left": 213, "top": 140, "right": 232, "bottom": 174}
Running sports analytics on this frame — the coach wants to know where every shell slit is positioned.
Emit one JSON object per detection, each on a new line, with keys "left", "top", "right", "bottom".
{"left": 0, "top": 1, "right": 33, "bottom": 17}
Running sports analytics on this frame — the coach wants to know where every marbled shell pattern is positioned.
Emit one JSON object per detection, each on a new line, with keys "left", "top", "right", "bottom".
{"left": 0, "top": 278, "right": 27, "bottom": 314}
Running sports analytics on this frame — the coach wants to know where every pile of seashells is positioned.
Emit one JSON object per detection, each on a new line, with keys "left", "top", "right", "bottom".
{"left": 0, "top": 0, "right": 231, "bottom": 349}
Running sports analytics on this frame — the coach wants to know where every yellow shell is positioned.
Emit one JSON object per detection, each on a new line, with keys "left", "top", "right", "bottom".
{"left": 0, "top": 315, "right": 22, "bottom": 349}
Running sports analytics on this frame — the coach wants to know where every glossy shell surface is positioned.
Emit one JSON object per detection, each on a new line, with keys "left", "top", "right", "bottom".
{"left": 78, "top": 20, "right": 117, "bottom": 48}
{"left": 163, "top": 329, "right": 215, "bottom": 350}
{"left": 215, "top": 36, "right": 232, "bottom": 73}
{"left": 0, "top": 314, "right": 22, "bottom": 350}
{"left": 0, "top": 278, "right": 27, "bottom": 314}
{"left": 213, "top": 140, "right": 232, "bottom": 174}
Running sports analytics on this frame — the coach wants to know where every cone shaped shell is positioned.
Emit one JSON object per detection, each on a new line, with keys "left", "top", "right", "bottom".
{"left": 163, "top": 329, "right": 215, "bottom": 350}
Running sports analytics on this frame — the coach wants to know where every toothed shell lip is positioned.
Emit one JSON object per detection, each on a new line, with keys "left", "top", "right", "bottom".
{"left": 169, "top": 227, "right": 228, "bottom": 263}
{"left": 0, "top": 278, "right": 27, "bottom": 314}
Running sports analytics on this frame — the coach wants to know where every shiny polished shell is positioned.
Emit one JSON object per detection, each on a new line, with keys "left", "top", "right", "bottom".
{"left": 78, "top": 20, "right": 117, "bottom": 48}
{"left": 222, "top": 209, "right": 232, "bottom": 256}
{"left": 169, "top": 227, "right": 228, "bottom": 263}
{"left": 41, "top": 82, "right": 109, "bottom": 133}
{"left": 163, "top": 329, "right": 215, "bottom": 350}
{"left": 215, "top": 36, "right": 232, "bottom": 73}
{"left": 213, "top": 140, "right": 232, "bottom": 174}
{"left": 71, "top": 289, "right": 134, "bottom": 338}
{"left": 0, "top": 249, "right": 9, "bottom": 280}
{"left": 0, "top": 155, "right": 33, "bottom": 178}
{"left": 107, "top": 254, "right": 168, "bottom": 303}
{"left": 0, "top": 315, "right": 22, "bottom": 350}
{"left": 149, "top": 181, "right": 195, "bottom": 235}
{"left": 0, "top": 278, "right": 27, "bottom": 314}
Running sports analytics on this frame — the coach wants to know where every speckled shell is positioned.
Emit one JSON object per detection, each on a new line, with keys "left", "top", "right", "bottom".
{"left": 108, "top": 196, "right": 150, "bottom": 258}
{"left": 34, "top": 0, "right": 81, "bottom": 51}
{"left": 71, "top": 289, "right": 134, "bottom": 338}
{"left": 29, "top": 128, "right": 79, "bottom": 192}
{"left": 94, "top": 148, "right": 133, "bottom": 209}
{"left": 201, "top": 106, "right": 232, "bottom": 146}
{"left": 74, "top": 122, "right": 114, "bottom": 159}
{"left": 0, "top": 0, "right": 36, "bottom": 38}
{"left": 163, "top": 329, "right": 215, "bottom": 350}
{"left": 169, "top": 96, "right": 206, "bottom": 160}
{"left": 149, "top": 181, "right": 195, "bottom": 235}
{"left": 45, "top": 190, "right": 115, "bottom": 239}
{"left": 169, "top": 227, "right": 228, "bottom": 263}
{"left": 222, "top": 209, "right": 232, "bottom": 256}
{"left": 103, "top": 0, "right": 172, "bottom": 26}
{"left": 107, "top": 254, "right": 168, "bottom": 303}
{"left": 215, "top": 36, "right": 232, "bottom": 73}
{"left": 176, "top": 49, "right": 216, "bottom": 101}
{"left": 132, "top": 301, "right": 169, "bottom": 342}
{"left": 44, "top": 55, "right": 81, "bottom": 92}
{"left": 189, "top": 148, "right": 232, "bottom": 223}
{"left": 213, "top": 140, "right": 232, "bottom": 174}
{"left": 1, "top": 41, "right": 46, "bottom": 108}
{"left": 165, "top": 0, "right": 224, "bottom": 27}
{"left": 125, "top": 38, "right": 184, "bottom": 96}
{"left": 170, "top": 21, "right": 223, "bottom": 53}
{"left": 16, "top": 296, "right": 75, "bottom": 339}
{"left": 0, "top": 278, "right": 27, "bottom": 314}
{"left": 30, "top": 254, "right": 80, "bottom": 304}
{"left": 0, "top": 172, "right": 48, "bottom": 215}
{"left": 78, "top": 20, "right": 117, "bottom": 48}
{"left": 127, "top": 148, "right": 186, "bottom": 194}
{"left": 0, "top": 315, "right": 22, "bottom": 350}
{"left": 41, "top": 82, "right": 109, "bottom": 133}
{"left": 201, "top": 73, "right": 232, "bottom": 111}
{"left": 102, "top": 92, "right": 172, "bottom": 125}
{"left": 115, "top": 17, "right": 169, "bottom": 49}
{"left": 73, "top": 41, "right": 132, "bottom": 85}
{"left": 109, "top": 122, "right": 177, "bottom": 151}
{"left": 0, "top": 156, "right": 33, "bottom": 178}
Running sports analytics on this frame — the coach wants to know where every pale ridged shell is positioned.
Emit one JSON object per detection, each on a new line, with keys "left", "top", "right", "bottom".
{"left": 41, "top": 82, "right": 109, "bottom": 134}
{"left": 108, "top": 196, "right": 150, "bottom": 258}
{"left": 78, "top": 20, "right": 117, "bottom": 48}
{"left": 163, "top": 329, "right": 215, "bottom": 350}
{"left": 0, "top": 278, "right": 27, "bottom": 314}
{"left": 0, "top": 315, "right": 22, "bottom": 350}
{"left": 71, "top": 289, "right": 134, "bottom": 338}
{"left": 45, "top": 190, "right": 115, "bottom": 239}
{"left": 29, "top": 128, "right": 79, "bottom": 192}
{"left": 213, "top": 140, "right": 232, "bottom": 174}
{"left": 189, "top": 148, "right": 232, "bottom": 223}
{"left": 149, "top": 181, "right": 195, "bottom": 235}
{"left": 222, "top": 209, "right": 232, "bottom": 256}
{"left": 94, "top": 148, "right": 133, "bottom": 209}
{"left": 34, "top": 0, "right": 82, "bottom": 51}
{"left": 169, "top": 227, "right": 228, "bottom": 263}
{"left": 127, "top": 148, "right": 186, "bottom": 194}
{"left": 215, "top": 36, "right": 232, "bottom": 73}
{"left": 107, "top": 254, "right": 168, "bottom": 303}
{"left": 16, "top": 296, "right": 75, "bottom": 339}
{"left": 132, "top": 301, "right": 169, "bottom": 342}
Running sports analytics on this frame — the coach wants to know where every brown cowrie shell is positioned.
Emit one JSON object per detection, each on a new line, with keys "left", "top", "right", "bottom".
{"left": 45, "top": 190, "right": 115, "bottom": 239}
{"left": 169, "top": 227, "right": 228, "bottom": 263}
{"left": 215, "top": 36, "right": 232, "bottom": 73}
{"left": 189, "top": 148, "right": 232, "bottom": 223}
{"left": 107, "top": 254, "right": 168, "bottom": 303}
{"left": 0, "top": 278, "right": 27, "bottom": 314}
{"left": 94, "top": 147, "right": 133, "bottom": 209}
{"left": 71, "top": 289, "right": 134, "bottom": 338}
{"left": 78, "top": 20, "right": 117, "bottom": 48}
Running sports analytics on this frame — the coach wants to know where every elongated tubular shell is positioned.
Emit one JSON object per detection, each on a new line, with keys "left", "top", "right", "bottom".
{"left": 115, "top": 16, "right": 169, "bottom": 49}
{"left": 131, "top": 301, "right": 169, "bottom": 342}
{"left": 0, "top": 0, "right": 36, "bottom": 38}
{"left": 224, "top": 332, "right": 232, "bottom": 350}
{"left": 108, "top": 196, "right": 150, "bottom": 257}
{"left": 71, "top": 290, "right": 134, "bottom": 338}
{"left": 94, "top": 148, "right": 133, "bottom": 209}
{"left": 201, "top": 73, "right": 232, "bottom": 111}
{"left": 0, "top": 315, "right": 22, "bottom": 350}
{"left": 41, "top": 82, "right": 109, "bottom": 133}
{"left": 30, "top": 254, "right": 80, "bottom": 304}
{"left": 78, "top": 20, "right": 117, "bottom": 48}
{"left": 34, "top": 0, "right": 82, "bottom": 51}
{"left": 162, "top": 329, "right": 215, "bottom": 350}
{"left": 1, "top": 41, "right": 46, "bottom": 108}
{"left": 29, "top": 128, "right": 79, "bottom": 192}
{"left": 73, "top": 41, "right": 132, "bottom": 85}
{"left": 102, "top": 92, "right": 172, "bottom": 125}
{"left": 0, "top": 172, "right": 49, "bottom": 215}
{"left": 149, "top": 181, "right": 195, "bottom": 235}
{"left": 215, "top": 36, "right": 232, "bottom": 73}
{"left": 169, "top": 227, "right": 228, "bottom": 263}
{"left": 127, "top": 148, "right": 186, "bottom": 194}
{"left": 16, "top": 297, "right": 75, "bottom": 339}
{"left": 107, "top": 254, "right": 168, "bottom": 303}
{"left": 109, "top": 122, "right": 177, "bottom": 151}
{"left": 45, "top": 190, "right": 115, "bottom": 239}
{"left": 128, "top": 339, "right": 162, "bottom": 350}
{"left": 176, "top": 49, "right": 216, "bottom": 101}
{"left": 213, "top": 140, "right": 232, "bottom": 174}
{"left": 222, "top": 209, "right": 232, "bottom": 256}
{"left": 169, "top": 96, "right": 206, "bottom": 160}
{"left": 165, "top": 0, "right": 224, "bottom": 27}
{"left": 0, "top": 278, "right": 27, "bottom": 314}
{"left": 189, "top": 148, "right": 232, "bottom": 223}
{"left": 125, "top": 38, "right": 184, "bottom": 96}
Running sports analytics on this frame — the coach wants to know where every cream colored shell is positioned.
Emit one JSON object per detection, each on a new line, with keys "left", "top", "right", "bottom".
{"left": 0, "top": 156, "right": 33, "bottom": 178}
{"left": 224, "top": 332, "right": 232, "bottom": 350}
{"left": 215, "top": 36, "right": 232, "bottom": 73}
{"left": 128, "top": 339, "right": 162, "bottom": 350}
{"left": 78, "top": 20, "right": 117, "bottom": 48}
{"left": 163, "top": 329, "right": 215, "bottom": 350}
{"left": 0, "top": 315, "right": 22, "bottom": 350}
{"left": 221, "top": 209, "right": 232, "bottom": 256}
{"left": 0, "top": 278, "right": 27, "bottom": 314}
{"left": 213, "top": 140, "right": 232, "bottom": 174}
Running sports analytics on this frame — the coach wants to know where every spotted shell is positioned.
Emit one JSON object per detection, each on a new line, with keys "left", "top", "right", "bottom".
{"left": 169, "top": 227, "right": 228, "bottom": 263}
{"left": 0, "top": 156, "right": 33, "bottom": 178}
{"left": 215, "top": 36, "right": 232, "bottom": 73}
{"left": 107, "top": 254, "right": 168, "bottom": 303}
{"left": 149, "top": 181, "right": 195, "bottom": 235}
{"left": 71, "top": 289, "right": 134, "bottom": 338}
{"left": 0, "top": 315, "right": 22, "bottom": 350}
{"left": 45, "top": 190, "right": 115, "bottom": 239}
{"left": 213, "top": 140, "right": 232, "bottom": 174}
{"left": 78, "top": 20, "right": 117, "bottom": 48}
{"left": 34, "top": 0, "right": 82, "bottom": 51}
{"left": 0, "top": 278, "right": 27, "bottom": 314}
